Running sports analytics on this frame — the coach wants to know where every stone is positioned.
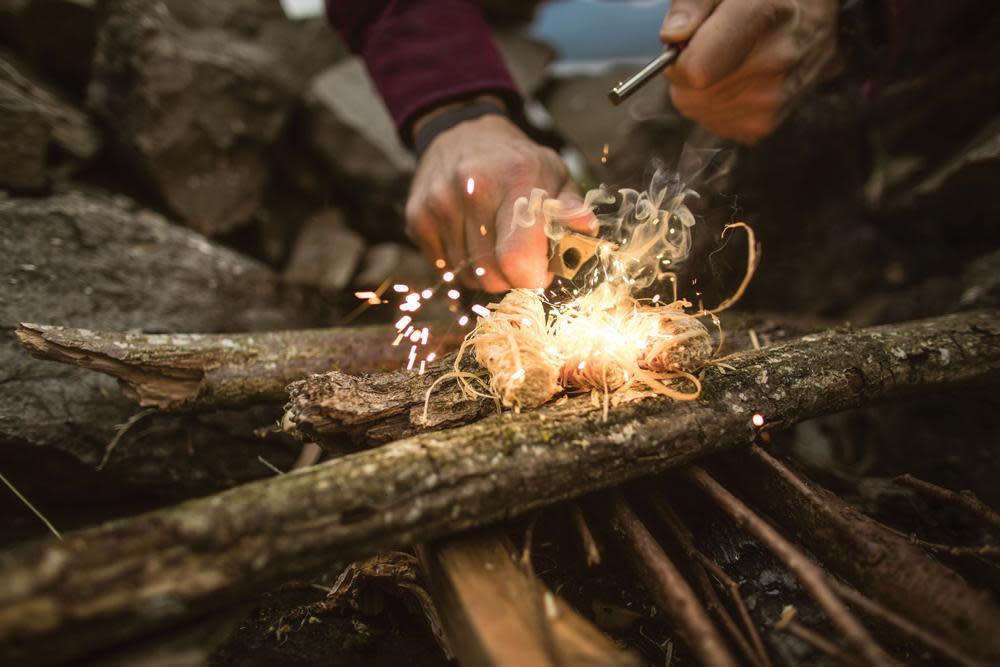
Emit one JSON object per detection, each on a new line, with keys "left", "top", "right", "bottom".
{"left": 283, "top": 209, "right": 366, "bottom": 291}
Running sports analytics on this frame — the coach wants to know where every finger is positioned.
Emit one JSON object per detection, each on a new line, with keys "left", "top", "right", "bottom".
{"left": 668, "top": 0, "right": 791, "bottom": 89}
{"left": 555, "top": 190, "right": 599, "bottom": 236}
{"left": 461, "top": 175, "right": 512, "bottom": 293}
{"left": 495, "top": 194, "right": 549, "bottom": 289}
{"left": 660, "top": 0, "right": 719, "bottom": 44}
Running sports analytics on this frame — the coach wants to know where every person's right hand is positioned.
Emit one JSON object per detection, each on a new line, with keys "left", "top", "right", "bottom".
{"left": 660, "top": 0, "right": 838, "bottom": 144}
{"left": 405, "top": 109, "right": 596, "bottom": 293}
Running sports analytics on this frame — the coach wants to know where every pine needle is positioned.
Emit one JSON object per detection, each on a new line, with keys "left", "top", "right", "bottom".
{"left": 0, "top": 470, "right": 62, "bottom": 540}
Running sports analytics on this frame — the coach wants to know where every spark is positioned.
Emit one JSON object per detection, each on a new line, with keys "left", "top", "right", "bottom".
{"left": 405, "top": 293, "right": 420, "bottom": 303}
{"left": 479, "top": 225, "right": 487, "bottom": 236}
{"left": 421, "top": 288, "right": 433, "bottom": 299}
{"left": 395, "top": 315, "right": 412, "bottom": 330}
{"left": 354, "top": 291, "right": 377, "bottom": 300}
{"left": 475, "top": 266, "right": 486, "bottom": 277}
{"left": 471, "top": 304, "right": 490, "bottom": 318}
{"left": 458, "top": 315, "right": 470, "bottom": 326}
{"left": 577, "top": 360, "right": 586, "bottom": 370}
{"left": 392, "top": 333, "right": 404, "bottom": 346}
{"left": 466, "top": 176, "right": 475, "bottom": 195}
{"left": 752, "top": 413, "right": 765, "bottom": 428}
{"left": 601, "top": 143, "right": 609, "bottom": 164}
{"left": 443, "top": 271, "right": 455, "bottom": 282}
{"left": 421, "top": 328, "right": 429, "bottom": 345}
{"left": 409, "top": 330, "right": 421, "bottom": 343}
{"left": 406, "top": 345, "right": 417, "bottom": 370}
{"left": 403, "top": 325, "right": 414, "bottom": 337}
{"left": 435, "top": 258, "right": 446, "bottom": 269}
{"left": 427, "top": 352, "right": 437, "bottom": 362}
{"left": 393, "top": 283, "right": 409, "bottom": 293}
{"left": 447, "top": 289, "right": 460, "bottom": 299}
{"left": 419, "top": 360, "right": 426, "bottom": 375}
{"left": 510, "top": 368, "right": 526, "bottom": 381}
{"left": 651, "top": 294, "right": 660, "bottom": 303}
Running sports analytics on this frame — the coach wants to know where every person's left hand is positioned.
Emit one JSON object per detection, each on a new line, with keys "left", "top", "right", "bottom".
{"left": 659, "top": 0, "right": 839, "bottom": 144}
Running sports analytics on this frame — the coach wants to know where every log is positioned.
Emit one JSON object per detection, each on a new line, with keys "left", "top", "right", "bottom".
{"left": 285, "top": 311, "right": 825, "bottom": 446}
{"left": 417, "top": 528, "right": 639, "bottom": 667}
{"left": 0, "top": 310, "right": 997, "bottom": 664}
{"left": 17, "top": 323, "right": 461, "bottom": 412}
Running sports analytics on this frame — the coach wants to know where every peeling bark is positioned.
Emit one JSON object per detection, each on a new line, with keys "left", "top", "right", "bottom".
{"left": 17, "top": 323, "right": 461, "bottom": 412}
{"left": 0, "top": 310, "right": 997, "bottom": 664}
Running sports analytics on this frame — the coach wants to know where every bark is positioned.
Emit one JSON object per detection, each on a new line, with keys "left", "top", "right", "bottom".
{"left": 0, "top": 190, "right": 336, "bottom": 497}
{"left": 285, "top": 311, "right": 824, "bottom": 446}
{"left": 719, "top": 445, "right": 1000, "bottom": 665}
{"left": 417, "top": 528, "right": 639, "bottom": 667}
{"left": 0, "top": 310, "right": 996, "bottom": 663}
{"left": 17, "top": 323, "right": 460, "bottom": 412}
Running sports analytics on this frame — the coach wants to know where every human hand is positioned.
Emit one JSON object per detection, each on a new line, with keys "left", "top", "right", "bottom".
{"left": 405, "top": 112, "right": 596, "bottom": 292}
{"left": 660, "top": 0, "right": 839, "bottom": 143}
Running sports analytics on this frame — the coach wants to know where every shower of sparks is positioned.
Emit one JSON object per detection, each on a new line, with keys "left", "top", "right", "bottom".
{"left": 466, "top": 177, "right": 475, "bottom": 195}
{"left": 752, "top": 413, "right": 765, "bottom": 427}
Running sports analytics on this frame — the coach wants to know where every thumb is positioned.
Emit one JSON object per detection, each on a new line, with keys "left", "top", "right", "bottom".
{"left": 660, "top": 0, "right": 718, "bottom": 43}
{"left": 554, "top": 190, "right": 598, "bottom": 236}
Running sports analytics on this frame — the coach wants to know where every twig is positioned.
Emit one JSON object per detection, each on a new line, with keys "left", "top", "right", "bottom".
{"left": 603, "top": 492, "right": 739, "bottom": 667}
{"left": 570, "top": 503, "right": 601, "bottom": 566}
{"left": 0, "top": 471, "right": 62, "bottom": 541}
{"left": 686, "top": 466, "right": 900, "bottom": 667}
{"left": 828, "top": 579, "right": 988, "bottom": 667}
{"left": 775, "top": 606, "right": 848, "bottom": 664}
{"left": 98, "top": 408, "right": 156, "bottom": 470}
{"left": 894, "top": 474, "right": 1000, "bottom": 531}
{"left": 646, "top": 493, "right": 772, "bottom": 667}
{"left": 256, "top": 456, "right": 285, "bottom": 476}
{"left": 887, "top": 528, "right": 1000, "bottom": 561}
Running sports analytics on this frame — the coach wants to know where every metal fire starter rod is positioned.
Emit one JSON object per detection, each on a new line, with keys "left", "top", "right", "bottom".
{"left": 608, "top": 44, "right": 682, "bottom": 106}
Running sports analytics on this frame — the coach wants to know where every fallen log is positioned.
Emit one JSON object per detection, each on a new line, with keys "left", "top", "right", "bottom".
{"left": 0, "top": 310, "right": 997, "bottom": 664}
{"left": 17, "top": 323, "right": 461, "bottom": 412}
{"left": 285, "top": 312, "right": 823, "bottom": 446}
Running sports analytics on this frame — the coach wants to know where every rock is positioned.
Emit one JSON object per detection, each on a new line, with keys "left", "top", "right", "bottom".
{"left": 493, "top": 29, "right": 556, "bottom": 98}
{"left": 0, "top": 188, "right": 334, "bottom": 498}
{"left": 0, "top": 0, "right": 98, "bottom": 93}
{"left": 87, "top": 0, "right": 343, "bottom": 237}
{"left": 355, "top": 242, "right": 438, "bottom": 290}
{"left": 303, "top": 57, "right": 415, "bottom": 189}
{"left": 0, "top": 49, "right": 102, "bottom": 189}
{"left": 283, "top": 209, "right": 365, "bottom": 291}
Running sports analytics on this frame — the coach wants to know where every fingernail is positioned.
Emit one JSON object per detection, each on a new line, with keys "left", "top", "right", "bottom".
{"left": 665, "top": 12, "right": 688, "bottom": 32}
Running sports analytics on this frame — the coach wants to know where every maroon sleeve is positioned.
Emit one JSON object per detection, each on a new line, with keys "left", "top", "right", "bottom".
{"left": 327, "top": 0, "right": 522, "bottom": 142}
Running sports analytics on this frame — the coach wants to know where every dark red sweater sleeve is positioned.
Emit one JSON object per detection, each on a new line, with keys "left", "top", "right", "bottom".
{"left": 327, "top": 0, "right": 522, "bottom": 142}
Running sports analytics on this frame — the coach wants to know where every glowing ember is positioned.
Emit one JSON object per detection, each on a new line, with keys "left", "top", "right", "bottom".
{"left": 458, "top": 315, "right": 470, "bottom": 326}
{"left": 405, "top": 293, "right": 420, "bottom": 303}
{"left": 435, "top": 258, "right": 446, "bottom": 269}
{"left": 480, "top": 225, "right": 487, "bottom": 236}
{"left": 421, "top": 327, "right": 429, "bottom": 345}
{"left": 409, "top": 330, "right": 421, "bottom": 343}
{"left": 466, "top": 177, "right": 475, "bottom": 194}
{"left": 447, "top": 289, "right": 460, "bottom": 299}
{"left": 510, "top": 368, "right": 526, "bottom": 381}
{"left": 427, "top": 352, "right": 437, "bottom": 362}
{"left": 752, "top": 413, "right": 765, "bottom": 427}
{"left": 354, "top": 291, "right": 377, "bottom": 300}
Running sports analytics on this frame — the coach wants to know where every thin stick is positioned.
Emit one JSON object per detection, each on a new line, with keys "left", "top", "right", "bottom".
{"left": 887, "top": 528, "right": 1000, "bottom": 560}
{"left": 686, "top": 466, "right": 899, "bottom": 667}
{"left": 894, "top": 474, "right": 1000, "bottom": 531}
{"left": 828, "top": 579, "right": 988, "bottom": 667}
{"left": 0, "top": 471, "right": 62, "bottom": 541}
{"left": 603, "top": 492, "right": 739, "bottom": 667}
{"left": 776, "top": 612, "right": 848, "bottom": 664}
{"left": 256, "top": 456, "right": 285, "bottom": 476}
{"left": 570, "top": 503, "right": 601, "bottom": 566}
{"left": 98, "top": 408, "right": 156, "bottom": 470}
{"left": 646, "top": 494, "right": 772, "bottom": 667}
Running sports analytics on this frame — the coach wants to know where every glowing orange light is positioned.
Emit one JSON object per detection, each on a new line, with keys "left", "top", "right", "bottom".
{"left": 421, "top": 328, "right": 429, "bottom": 345}
{"left": 409, "top": 330, "right": 421, "bottom": 343}
{"left": 752, "top": 413, "right": 765, "bottom": 428}
{"left": 510, "top": 368, "right": 526, "bottom": 381}
{"left": 354, "top": 291, "right": 377, "bottom": 300}
{"left": 435, "top": 258, "right": 446, "bottom": 269}
{"left": 479, "top": 225, "right": 487, "bottom": 236}
{"left": 466, "top": 177, "right": 475, "bottom": 195}
{"left": 405, "top": 293, "right": 420, "bottom": 303}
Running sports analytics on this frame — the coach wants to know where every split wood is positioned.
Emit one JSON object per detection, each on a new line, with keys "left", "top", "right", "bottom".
{"left": 0, "top": 310, "right": 997, "bottom": 664}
